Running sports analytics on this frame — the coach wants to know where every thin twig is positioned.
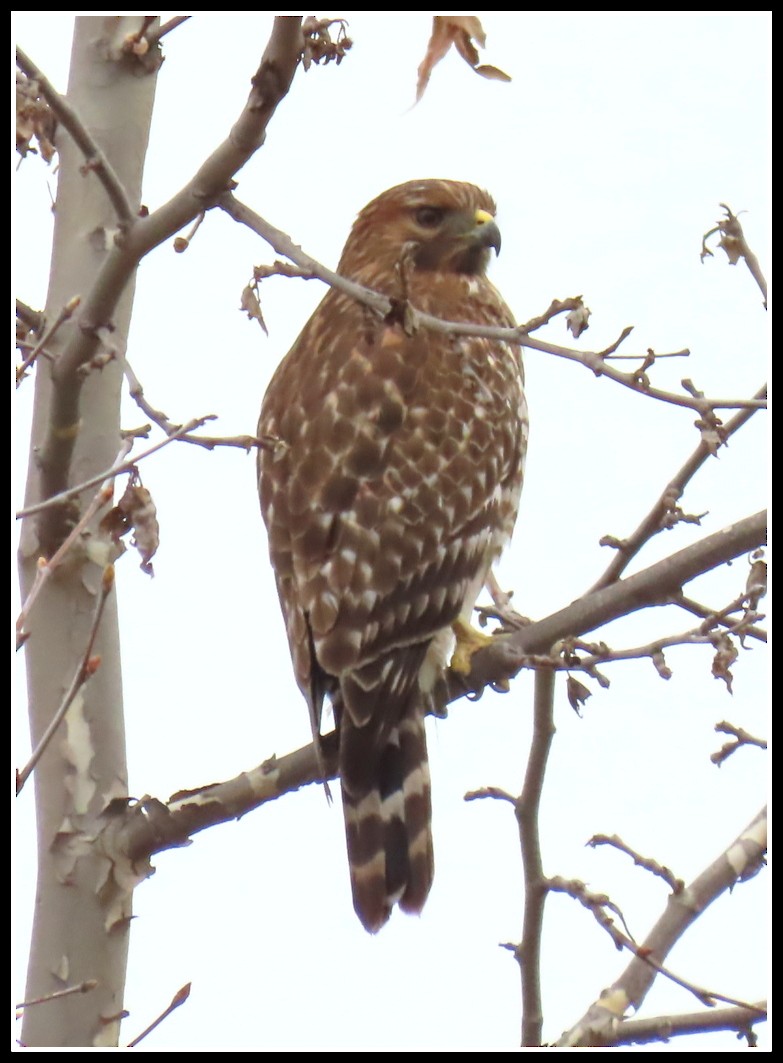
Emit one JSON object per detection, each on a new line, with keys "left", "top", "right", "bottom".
{"left": 588, "top": 835, "right": 684, "bottom": 893}
{"left": 676, "top": 593, "right": 766, "bottom": 643}
{"left": 547, "top": 875, "right": 637, "bottom": 948}
{"left": 16, "top": 457, "right": 124, "bottom": 647}
{"left": 17, "top": 565, "right": 114, "bottom": 794}
{"left": 555, "top": 807, "right": 767, "bottom": 1046}
{"left": 16, "top": 417, "right": 214, "bottom": 520}
{"left": 147, "top": 16, "right": 192, "bottom": 45}
{"left": 125, "top": 983, "right": 191, "bottom": 1048}
{"left": 517, "top": 667, "right": 557, "bottom": 1047}
{"left": 711, "top": 721, "right": 767, "bottom": 766}
{"left": 16, "top": 295, "right": 81, "bottom": 385}
{"left": 587, "top": 384, "right": 767, "bottom": 593}
{"left": 123, "top": 359, "right": 258, "bottom": 451}
{"left": 15, "top": 299, "right": 44, "bottom": 333}
{"left": 17, "top": 980, "right": 98, "bottom": 1010}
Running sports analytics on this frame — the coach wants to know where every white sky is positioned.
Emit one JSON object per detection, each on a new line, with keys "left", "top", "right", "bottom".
{"left": 14, "top": 12, "right": 769, "bottom": 1051}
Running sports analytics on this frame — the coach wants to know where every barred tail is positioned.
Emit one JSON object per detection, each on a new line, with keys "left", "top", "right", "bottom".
{"left": 340, "top": 704, "right": 433, "bottom": 933}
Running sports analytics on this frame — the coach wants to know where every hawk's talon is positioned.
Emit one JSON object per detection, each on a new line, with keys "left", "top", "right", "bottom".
{"left": 450, "top": 617, "right": 495, "bottom": 675}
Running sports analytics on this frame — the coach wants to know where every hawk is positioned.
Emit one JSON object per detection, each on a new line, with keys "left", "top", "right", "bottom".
{"left": 258, "top": 179, "right": 527, "bottom": 932}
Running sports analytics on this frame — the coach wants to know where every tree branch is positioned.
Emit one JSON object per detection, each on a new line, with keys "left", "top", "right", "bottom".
{"left": 554, "top": 807, "right": 767, "bottom": 1046}
{"left": 517, "top": 667, "right": 556, "bottom": 1047}
{"left": 16, "top": 47, "right": 136, "bottom": 224}
{"left": 25, "top": 18, "right": 306, "bottom": 549}
{"left": 220, "top": 191, "right": 766, "bottom": 418}
{"left": 446, "top": 511, "right": 766, "bottom": 698}
{"left": 587, "top": 385, "right": 767, "bottom": 593}
{"left": 612, "top": 999, "right": 766, "bottom": 1047}
{"left": 109, "top": 512, "right": 765, "bottom": 862}
{"left": 17, "top": 565, "right": 114, "bottom": 793}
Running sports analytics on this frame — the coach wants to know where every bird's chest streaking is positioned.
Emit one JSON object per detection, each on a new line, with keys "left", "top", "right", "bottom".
{"left": 258, "top": 275, "right": 525, "bottom": 677}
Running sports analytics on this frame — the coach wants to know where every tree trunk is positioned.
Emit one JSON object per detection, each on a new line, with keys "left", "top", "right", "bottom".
{"left": 19, "top": 16, "right": 158, "bottom": 1047}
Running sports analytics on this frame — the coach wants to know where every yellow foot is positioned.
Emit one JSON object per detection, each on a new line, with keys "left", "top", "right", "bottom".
{"left": 449, "top": 618, "right": 495, "bottom": 676}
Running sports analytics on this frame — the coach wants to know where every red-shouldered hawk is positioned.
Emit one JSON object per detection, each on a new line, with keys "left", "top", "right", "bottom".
{"left": 258, "top": 179, "right": 527, "bottom": 932}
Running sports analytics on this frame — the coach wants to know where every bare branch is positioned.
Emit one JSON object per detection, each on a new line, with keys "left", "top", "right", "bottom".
{"left": 15, "top": 48, "right": 136, "bottom": 224}
{"left": 123, "top": 359, "right": 258, "bottom": 451}
{"left": 612, "top": 1000, "right": 766, "bottom": 1046}
{"left": 711, "top": 720, "right": 768, "bottom": 766}
{"left": 17, "top": 417, "right": 214, "bottom": 520}
{"left": 16, "top": 295, "right": 81, "bottom": 386}
{"left": 126, "top": 983, "right": 191, "bottom": 1048}
{"left": 16, "top": 447, "right": 127, "bottom": 645}
{"left": 676, "top": 592, "right": 766, "bottom": 643}
{"left": 588, "top": 834, "right": 684, "bottom": 893}
{"left": 27, "top": 18, "right": 306, "bottom": 551}
{"left": 554, "top": 807, "right": 767, "bottom": 1046}
{"left": 547, "top": 875, "right": 636, "bottom": 950}
{"left": 517, "top": 668, "right": 557, "bottom": 1046}
{"left": 521, "top": 600, "right": 764, "bottom": 684}
{"left": 221, "top": 191, "right": 766, "bottom": 419}
{"left": 146, "top": 16, "right": 192, "bottom": 46}
{"left": 15, "top": 299, "right": 44, "bottom": 334}
{"left": 447, "top": 511, "right": 766, "bottom": 698}
{"left": 16, "top": 980, "right": 98, "bottom": 1010}
{"left": 17, "top": 565, "right": 114, "bottom": 793}
{"left": 588, "top": 384, "right": 766, "bottom": 593}
{"left": 463, "top": 786, "right": 516, "bottom": 804}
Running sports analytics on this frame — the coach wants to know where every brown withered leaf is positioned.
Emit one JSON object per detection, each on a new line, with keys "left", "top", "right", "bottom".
{"left": 566, "top": 675, "right": 592, "bottom": 716}
{"left": 100, "top": 477, "right": 159, "bottom": 575}
{"left": 745, "top": 558, "right": 767, "bottom": 610}
{"left": 475, "top": 65, "right": 513, "bottom": 83}
{"left": 16, "top": 73, "right": 57, "bottom": 163}
{"left": 240, "top": 284, "right": 267, "bottom": 334}
{"left": 416, "top": 16, "right": 511, "bottom": 103}
{"left": 710, "top": 632, "right": 738, "bottom": 693}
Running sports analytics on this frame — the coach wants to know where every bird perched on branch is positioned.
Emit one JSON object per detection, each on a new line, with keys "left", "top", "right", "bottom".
{"left": 258, "top": 179, "right": 528, "bottom": 932}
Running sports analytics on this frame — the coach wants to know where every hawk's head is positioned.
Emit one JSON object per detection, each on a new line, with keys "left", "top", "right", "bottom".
{"left": 338, "top": 179, "right": 502, "bottom": 283}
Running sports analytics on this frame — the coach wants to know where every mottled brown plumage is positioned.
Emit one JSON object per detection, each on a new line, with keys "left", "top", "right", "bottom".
{"left": 258, "top": 179, "right": 528, "bottom": 931}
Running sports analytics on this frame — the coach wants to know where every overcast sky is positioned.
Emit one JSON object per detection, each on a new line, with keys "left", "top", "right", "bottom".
{"left": 14, "top": 12, "right": 769, "bottom": 1051}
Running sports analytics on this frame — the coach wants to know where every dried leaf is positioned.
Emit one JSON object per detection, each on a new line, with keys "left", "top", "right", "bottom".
{"left": 745, "top": 558, "right": 767, "bottom": 610}
{"left": 16, "top": 73, "right": 57, "bottom": 163}
{"left": 475, "top": 64, "right": 512, "bottom": 83}
{"left": 100, "top": 477, "right": 159, "bottom": 575}
{"left": 711, "top": 632, "right": 738, "bottom": 693}
{"left": 416, "top": 16, "right": 510, "bottom": 102}
{"left": 718, "top": 232, "right": 743, "bottom": 266}
{"left": 302, "top": 16, "right": 352, "bottom": 69}
{"left": 566, "top": 675, "right": 592, "bottom": 716}
{"left": 566, "top": 303, "right": 591, "bottom": 338}
{"left": 240, "top": 285, "right": 267, "bottom": 334}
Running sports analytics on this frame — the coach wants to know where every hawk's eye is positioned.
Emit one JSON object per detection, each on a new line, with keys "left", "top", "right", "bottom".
{"left": 413, "top": 206, "right": 445, "bottom": 229}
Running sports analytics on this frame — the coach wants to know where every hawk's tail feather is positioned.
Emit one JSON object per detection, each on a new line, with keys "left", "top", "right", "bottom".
{"left": 340, "top": 705, "right": 433, "bottom": 933}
